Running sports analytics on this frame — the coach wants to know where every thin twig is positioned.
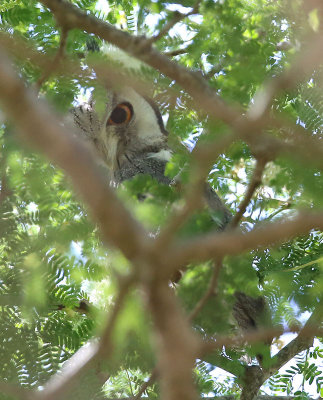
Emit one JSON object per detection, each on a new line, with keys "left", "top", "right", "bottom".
{"left": 150, "top": 0, "right": 201, "bottom": 43}
{"left": 133, "top": 369, "right": 158, "bottom": 400}
{"left": 265, "top": 201, "right": 292, "bottom": 221}
{"left": 264, "top": 297, "right": 323, "bottom": 379}
{"left": 164, "top": 48, "right": 188, "bottom": 57}
{"left": 39, "top": 275, "right": 134, "bottom": 400}
{"left": 229, "top": 158, "right": 267, "bottom": 228}
{"left": 205, "top": 62, "right": 224, "bottom": 79}
{"left": 188, "top": 260, "right": 223, "bottom": 322}
{"left": 36, "top": 28, "right": 68, "bottom": 90}
{"left": 247, "top": 32, "right": 323, "bottom": 121}
{"left": 125, "top": 369, "right": 134, "bottom": 397}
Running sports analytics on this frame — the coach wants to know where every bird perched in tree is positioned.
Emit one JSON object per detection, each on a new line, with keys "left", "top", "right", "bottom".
{"left": 71, "top": 86, "right": 231, "bottom": 230}
{"left": 72, "top": 87, "right": 171, "bottom": 186}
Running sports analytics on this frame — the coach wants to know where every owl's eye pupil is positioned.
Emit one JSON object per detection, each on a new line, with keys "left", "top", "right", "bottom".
{"left": 107, "top": 102, "right": 133, "bottom": 125}
{"left": 110, "top": 107, "right": 127, "bottom": 123}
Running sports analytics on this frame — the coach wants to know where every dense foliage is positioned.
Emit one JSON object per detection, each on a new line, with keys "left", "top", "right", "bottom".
{"left": 0, "top": 0, "right": 322, "bottom": 399}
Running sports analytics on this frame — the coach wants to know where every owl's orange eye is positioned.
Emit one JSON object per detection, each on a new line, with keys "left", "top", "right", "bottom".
{"left": 107, "top": 102, "right": 133, "bottom": 125}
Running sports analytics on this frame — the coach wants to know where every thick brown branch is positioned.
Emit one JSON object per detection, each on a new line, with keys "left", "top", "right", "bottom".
{"left": 148, "top": 281, "right": 200, "bottom": 400}
{"left": 0, "top": 48, "right": 149, "bottom": 262}
{"left": 238, "top": 301, "right": 323, "bottom": 400}
{"left": 168, "top": 211, "right": 323, "bottom": 273}
{"left": 240, "top": 366, "right": 265, "bottom": 400}
{"left": 201, "top": 305, "right": 322, "bottom": 399}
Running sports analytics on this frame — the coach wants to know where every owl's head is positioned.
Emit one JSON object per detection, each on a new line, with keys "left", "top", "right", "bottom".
{"left": 72, "top": 88, "right": 171, "bottom": 182}
{"left": 100, "top": 88, "right": 170, "bottom": 169}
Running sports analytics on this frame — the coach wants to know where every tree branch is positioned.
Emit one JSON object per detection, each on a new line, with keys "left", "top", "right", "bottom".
{"left": 164, "top": 48, "right": 188, "bottom": 56}
{"left": 39, "top": 276, "right": 134, "bottom": 400}
{"left": 0, "top": 48, "right": 149, "bottom": 262}
{"left": 133, "top": 369, "right": 157, "bottom": 400}
{"left": 229, "top": 158, "right": 267, "bottom": 228}
{"left": 188, "top": 260, "right": 223, "bottom": 322}
{"left": 264, "top": 297, "right": 323, "bottom": 379}
{"left": 36, "top": 27, "right": 68, "bottom": 90}
{"left": 247, "top": 32, "right": 323, "bottom": 120}
{"left": 168, "top": 211, "right": 323, "bottom": 273}
{"left": 150, "top": 0, "right": 201, "bottom": 43}
{"left": 147, "top": 280, "right": 200, "bottom": 400}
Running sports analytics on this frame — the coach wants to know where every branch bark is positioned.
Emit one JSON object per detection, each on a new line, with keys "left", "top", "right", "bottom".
{"left": 147, "top": 280, "right": 200, "bottom": 400}
{"left": 229, "top": 158, "right": 267, "bottom": 228}
{"left": 168, "top": 211, "right": 323, "bottom": 273}
{"left": 264, "top": 297, "right": 323, "bottom": 380}
{"left": 150, "top": 0, "right": 201, "bottom": 43}
{"left": 36, "top": 27, "right": 68, "bottom": 89}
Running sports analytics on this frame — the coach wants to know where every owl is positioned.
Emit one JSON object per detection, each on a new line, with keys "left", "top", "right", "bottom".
{"left": 72, "top": 87, "right": 171, "bottom": 185}
{"left": 71, "top": 87, "right": 231, "bottom": 229}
